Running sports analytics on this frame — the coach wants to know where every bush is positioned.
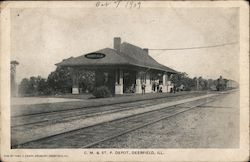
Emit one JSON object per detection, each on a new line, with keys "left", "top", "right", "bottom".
{"left": 92, "top": 86, "right": 111, "bottom": 98}
{"left": 184, "top": 87, "right": 191, "bottom": 91}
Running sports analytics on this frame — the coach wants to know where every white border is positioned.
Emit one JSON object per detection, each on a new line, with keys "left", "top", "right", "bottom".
{"left": 1, "top": 1, "right": 249, "bottom": 162}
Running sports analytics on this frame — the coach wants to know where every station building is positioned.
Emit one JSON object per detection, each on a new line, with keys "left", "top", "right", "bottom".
{"left": 56, "top": 37, "right": 178, "bottom": 95}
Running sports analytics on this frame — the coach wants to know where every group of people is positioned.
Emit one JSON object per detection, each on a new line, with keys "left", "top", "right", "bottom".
{"left": 170, "top": 85, "right": 177, "bottom": 93}
{"left": 142, "top": 83, "right": 184, "bottom": 94}
{"left": 170, "top": 84, "right": 184, "bottom": 93}
{"left": 141, "top": 82, "right": 163, "bottom": 95}
{"left": 152, "top": 82, "right": 163, "bottom": 93}
{"left": 134, "top": 82, "right": 183, "bottom": 95}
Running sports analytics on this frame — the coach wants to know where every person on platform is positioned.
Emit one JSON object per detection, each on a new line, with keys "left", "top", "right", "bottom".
{"left": 155, "top": 82, "right": 159, "bottom": 92}
{"left": 159, "top": 83, "right": 163, "bottom": 93}
{"left": 173, "top": 84, "right": 176, "bottom": 93}
{"left": 141, "top": 82, "right": 146, "bottom": 95}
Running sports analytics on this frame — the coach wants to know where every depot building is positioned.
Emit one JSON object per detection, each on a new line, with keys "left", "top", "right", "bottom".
{"left": 56, "top": 37, "right": 178, "bottom": 95}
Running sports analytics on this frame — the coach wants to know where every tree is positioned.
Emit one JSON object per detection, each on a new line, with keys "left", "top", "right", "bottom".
{"left": 47, "top": 66, "right": 95, "bottom": 94}
{"left": 78, "top": 70, "right": 95, "bottom": 92}
{"left": 170, "top": 72, "right": 196, "bottom": 90}
{"left": 18, "top": 76, "right": 50, "bottom": 96}
{"left": 47, "top": 67, "right": 72, "bottom": 93}
{"left": 18, "top": 66, "right": 96, "bottom": 96}
{"left": 36, "top": 76, "right": 51, "bottom": 95}
{"left": 18, "top": 78, "right": 31, "bottom": 95}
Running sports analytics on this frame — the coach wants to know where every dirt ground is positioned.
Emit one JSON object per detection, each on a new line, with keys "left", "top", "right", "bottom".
{"left": 96, "top": 91, "right": 239, "bottom": 148}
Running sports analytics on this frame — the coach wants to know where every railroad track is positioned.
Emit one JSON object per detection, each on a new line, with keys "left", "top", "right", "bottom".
{"left": 11, "top": 92, "right": 207, "bottom": 127}
{"left": 13, "top": 95, "right": 220, "bottom": 149}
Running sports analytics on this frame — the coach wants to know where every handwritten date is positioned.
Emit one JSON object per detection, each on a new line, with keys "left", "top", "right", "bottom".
{"left": 96, "top": 1, "right": 141, "bottom": 9}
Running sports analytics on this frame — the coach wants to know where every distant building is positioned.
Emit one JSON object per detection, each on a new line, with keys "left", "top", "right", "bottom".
{"left": 56, "top": 37, "right": 178, "bottom": 95}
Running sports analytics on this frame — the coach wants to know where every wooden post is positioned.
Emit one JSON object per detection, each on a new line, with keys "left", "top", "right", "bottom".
{"left": 72, "top": 69, "right": 79, "bottom": 94}
{"left": 145, "top": 73, "right": 151, "bottom": 93}
{"left": 115, "top": 69, "right": 123, "bottom": 94}
{"left": 135, "top": 71, "right": 142, "bottom": 94}
{"left": 162, "top": 73, "right": 168, "bottom": 92}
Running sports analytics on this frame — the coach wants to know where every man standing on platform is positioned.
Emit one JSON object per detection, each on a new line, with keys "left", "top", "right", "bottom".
{"left": 141, "top": 82, "right": 146, "bottom": 95}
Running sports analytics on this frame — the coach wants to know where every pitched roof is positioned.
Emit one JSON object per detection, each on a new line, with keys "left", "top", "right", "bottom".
{"left": 118, "top": 42, "right": 177, "bottom": 73}
{"left": 56, "top": 42, "right": 178, "bottom": 73}
{"left": 56, "top": 48, "right": 129, "bottom": 66}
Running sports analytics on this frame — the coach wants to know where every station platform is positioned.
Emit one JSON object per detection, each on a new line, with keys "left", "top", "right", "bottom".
{"left": 11, "top": 91, "right": 208, "bottom": 117}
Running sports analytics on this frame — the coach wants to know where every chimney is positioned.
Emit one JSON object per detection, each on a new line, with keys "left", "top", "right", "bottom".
{"left": 143, "top": 48, "right": 149, "bottom": 55}
{"left": 114, "top": 37, "right": 121, "bottom": 51}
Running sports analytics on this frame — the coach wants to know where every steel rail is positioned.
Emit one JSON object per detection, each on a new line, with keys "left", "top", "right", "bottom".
{"left": 13, "top": 97, "right": 217, "bottom": 148}
{"left": 81, "top": 98, "right": 217, "bottom": 148}
{"left": 12, "top": 106, "right": 180, "bottom": 148}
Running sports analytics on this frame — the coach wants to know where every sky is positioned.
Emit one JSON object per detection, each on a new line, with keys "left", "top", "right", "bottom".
{"left": 11, "top": 6, "right": 239, "bottom": 83}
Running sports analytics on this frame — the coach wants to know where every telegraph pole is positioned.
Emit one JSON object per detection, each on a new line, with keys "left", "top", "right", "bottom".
{"left": 196, "top": 79, "right": 199, "bottom": 91}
